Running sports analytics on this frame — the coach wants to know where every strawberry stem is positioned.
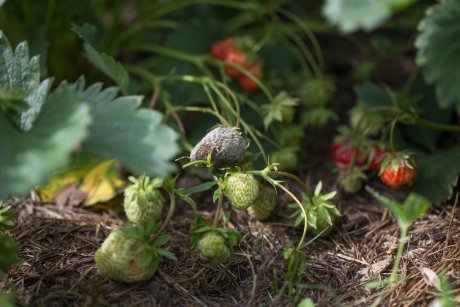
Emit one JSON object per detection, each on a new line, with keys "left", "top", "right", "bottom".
{"left": 150, "top": 191, "right": 176, "bottom": 243}
{"left": 415, "top": 117, "right": 460, "bottom": 132}
{"left": 212, "top": 189, "right": 224, "bottom": 227}
{"left": 389, "top": 118, "right": 398, "bottom": 153}
{"left": 274, "top": 171, "right": 310, "bottom": 195}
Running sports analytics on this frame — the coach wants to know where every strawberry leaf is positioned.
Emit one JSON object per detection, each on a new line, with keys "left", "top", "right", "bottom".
{"left": 157, "top": 249, "right": 177, "bottom": 261}
{"left": 402, "top": 193, "right": 430, "bottom": 222}
{"left": 354, "top": 82, "right": 392, "bottom": 107}
{"left": 72, "top": 24, "right": 130, "bottom": 95}
{"left": 69, "top": 78, "right": 179, "bottom": 178}
{"left": 411, "top": 144, "right": 460, "bottom": 203}
{"left": 139, "top": 250, "right": 154, "bottom": 268}
{"left": 186, "top": 181, "right": 217, "bottom": 194}
{"left": 307, "top": 209, "right": 318, "bottom": 229}
{"left": 416, "top": 0, "right": 460, "bottom": 112}
{"left": 0, "top": 232, "right": 19, "bottom": 276}
{"left": 0, "top": 83, "right": 90, "bottom": 199}
{"left": 0, "top": 203, "right": 14, "bottom": 231}
{"left": 0, "top": 31, "right": 52, "bottom": 131}
{"left": 317, "top": 206, "right": 333, "bottom": 226}
{"left": 154, "top": 234, "right": 171, "bottom": 247}
{"left": 323, "top": 0, "right": 416, "bottom": 33}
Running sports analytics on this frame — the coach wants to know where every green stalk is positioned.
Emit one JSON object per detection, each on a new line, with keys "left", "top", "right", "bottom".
{"left": 273, "top": 171, "right": 310, "bottom": 196}
{"left": 415, "top": 118, "right": 460, "bottom": 132}
{"left": 212, "top": 189, "right": 224, "bottom": 227}
{"left": 251, "top": 170, "right": 308, "bottom": 249}
{"left": 153, "top": 192, "right": 177, "bottom": 239}
{"left": 390, "top": 225, "right": 408, "bottom": 283}
{"left": 389, "top": 118, "right": 398, "bottom": 153}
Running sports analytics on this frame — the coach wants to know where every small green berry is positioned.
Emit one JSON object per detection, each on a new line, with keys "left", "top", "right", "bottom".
{"left": 248, "top": 186, "right": 277, "bottom": 220}
{"left": 224, "top": 173, "right": 259, "bottom": 210}
{"left": 197, "top": 232, "right": 230, "bottom": 263}
{"left": 95, "top": 229, "right": 157, "bottom": 283}
{"left": 124, "top": 175, "right": 164, "bottom": 224}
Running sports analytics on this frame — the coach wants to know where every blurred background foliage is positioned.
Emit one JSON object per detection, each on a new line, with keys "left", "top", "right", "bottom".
{"left": 0, "top": 0, "right": 458, "bottom": 203}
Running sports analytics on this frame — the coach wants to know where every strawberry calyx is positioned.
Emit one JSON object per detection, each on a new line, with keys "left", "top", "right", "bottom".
{"left": 379, "top": 152, "right": 416, "bottom": 176}
{"left": 289, "top": 181, "right": 340, "bottom": 236}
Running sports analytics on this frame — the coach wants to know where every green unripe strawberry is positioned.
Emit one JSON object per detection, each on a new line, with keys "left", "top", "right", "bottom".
{"left": 338, "top": 168, "right": 366, "bottom": 194}
{"left": 95, "top": 229, "right": 157, "bottom": 283}
{"left": 224, "top": 173, "right": 259, "bottom": 210}
{"left": 270, "top": 148, "right": 299, "bottom": 171}
{"left": 124, "top": 175, "right": 164, "bottom": 224}
{"left": 197, "top": 232, "right": 230, "bottom": 263}
{"left": 248, "top": 185, "right": 277, "bottom": 220}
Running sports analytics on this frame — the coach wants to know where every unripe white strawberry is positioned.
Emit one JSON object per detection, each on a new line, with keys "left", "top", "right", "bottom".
{"left": 95, "top": 229, "right": 157, "bottom": 283}
{"left": 190, "top": 127, "right": 247, "bottom": 168}
{"left": 248, "top": 185, "right": 277, "bottom": 220}
{"left": 224, "top": 173, "right": 259, "bottom": 210}
{"left": 337, "top": 168, "right": 366, "bottom": 194}
{"left": 197, "top": 232, "right": 230, "bottom": 263}
{"left": 124, "top": 176, "right": 164, "bottom": 224}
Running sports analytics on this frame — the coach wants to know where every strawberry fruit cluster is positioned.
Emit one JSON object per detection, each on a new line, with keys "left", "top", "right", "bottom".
{"left": 331, "top": 105, "right": 418, "bottom": 192}
{"left": 210, "top": 38, "right": 263, "bottom": 93}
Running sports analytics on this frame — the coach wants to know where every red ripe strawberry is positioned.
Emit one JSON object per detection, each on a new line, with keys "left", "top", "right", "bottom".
{"left": 331, "top": 141, "right": 366, "bottom": 168}
{"left": 379, "top": 154, "right": 417, "bottom": 188}
{"left": 238, "top": 62, "right": 263, "bottom": 93}
{"left": 368, "top": 145, "right": 390, "bottom": 172}
{"left": 210, "top": 39, "right": 235, "bottom": 60}
{"left": 224, "top": 49, "right": 248, "bottom": 77}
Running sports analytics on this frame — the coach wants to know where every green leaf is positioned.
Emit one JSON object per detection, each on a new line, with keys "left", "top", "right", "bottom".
{"left": 156, "top": 23, "right": 219, "bottom": 105}
{"left": 354, "top": 83, "right": 392, "bottom": 107}
{"left": 416, "top": 0, "right": 460, "bottom": 112}
{"left": 0, "top": 232, "right": 19, "bottom": 276}
{"left": 298, "top": 298, "right": 316, "bottom": 307}
{"left": 317, "top": 206, "right": 333, "bottom": 226}
{"left": 192, "top": 225, "right": 212, "bottom": 234}
{"left": 307, "top": 209, "right": 317, "bottom": 229}
{"left": 323, "top": 0, "right": 417, "bottom": 33}
{"left": 323, "top": 0, "right": 390, "bottom": 33}
{"left": 175, "top": 189, "right": 198, "bottom": 215}
{"left": 366, "top": 186, "right": 405, "bottom": 223}
{"left": 157, "top": 249, "right": 177, "bottom": 261}
{"left": 154, "top": 234, "right": 171, "bottom": 247}
{"left": 72, "top": 24, "right": 130, "bottom": 94}
{"left": 0, "top": 204, "right": 14, "bottom": 231}
{"left": 411, "top": 144, "right": 460, "bottom": 203}
{"left": 0, "top": 294, "right": 14, "bottom": 307}
{"left": 400, "top": 78, "right": 453, "bottom": 152}
{"left": 185, "top": 181, "right": 217, "bottom": 194}
{"left": 0, "top": 84, "right": 90, "bottom": 199}
{"left": 139, "top": 251, "right": 154, "bottom": 268}
{"left": 70, "top": 78, "right": 179, "bottom": 178}
{"left": 402, "top": 193, "right": 430, "bottom": 222}
{"left": 0, "top": 31, "right": 53, "bottom": 131}
{"left": 212, "top": 187, "right": 221, "bottom": 203}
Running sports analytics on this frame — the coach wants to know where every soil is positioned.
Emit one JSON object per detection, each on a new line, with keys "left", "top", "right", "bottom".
{"left": 1, "top": 168, "right": 459, "bottom": 306}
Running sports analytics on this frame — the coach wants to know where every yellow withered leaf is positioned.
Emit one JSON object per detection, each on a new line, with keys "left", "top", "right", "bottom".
{"left": 80, "top": 160, "right": 125, "bottom": 206}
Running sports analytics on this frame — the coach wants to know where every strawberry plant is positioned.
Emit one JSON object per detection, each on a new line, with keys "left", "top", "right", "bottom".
{"left": 1, "top": 0, "right": 460, "bottom": 305}
{"left": 95, "top": 221, "right": 176, "bottom": 283}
